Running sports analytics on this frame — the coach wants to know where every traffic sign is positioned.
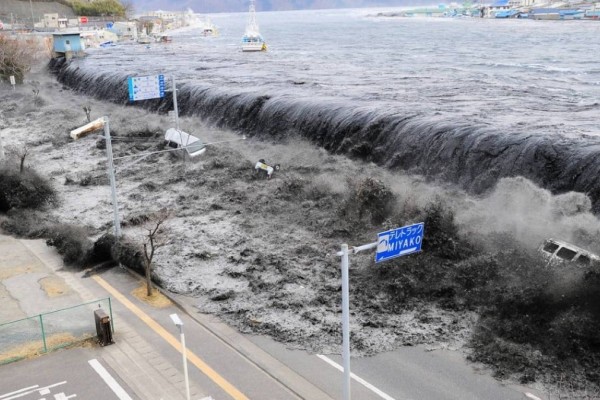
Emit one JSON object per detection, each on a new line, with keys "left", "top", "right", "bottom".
{"left": 80, "top": 16, "right": 88, "bottom": 23}
{"left": 375, "top": 222, "right": 424, "bottom": 262}
{"left": 127, "top": 74, "right": 166, "bottom": 102}
{"left": 106, "top": 21, "right": 114, "bottom": 29}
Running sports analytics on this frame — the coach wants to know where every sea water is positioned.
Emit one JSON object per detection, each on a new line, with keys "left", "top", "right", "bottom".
{"left": 80, "top": 8, "right": 600, "bottom": 135}
{"left": 55, "top": 8, "right": 600, "bottom": 209}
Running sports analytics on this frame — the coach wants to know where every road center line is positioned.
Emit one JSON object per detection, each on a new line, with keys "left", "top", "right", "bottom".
{"left": 89, "top": 359, "right": 133, "bottom": 400}
{"left": 317, "top": 354, "right": 396, "bottom": 400}
{"left": 92, "top": 275, "right": 249, "bottom": 400}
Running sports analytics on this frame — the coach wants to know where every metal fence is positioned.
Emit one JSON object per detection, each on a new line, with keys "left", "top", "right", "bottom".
{"left": 0, "top": 297, "right": 113, "bottom": 364}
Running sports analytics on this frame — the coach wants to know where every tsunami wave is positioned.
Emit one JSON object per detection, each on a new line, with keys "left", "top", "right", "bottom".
{"left": 49, "top": 58, "right": 600, "bottom": 213}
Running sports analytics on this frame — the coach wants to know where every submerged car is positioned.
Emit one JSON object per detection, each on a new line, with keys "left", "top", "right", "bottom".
{"left": 538, "top": 238, "right": 600, "bottom": 267}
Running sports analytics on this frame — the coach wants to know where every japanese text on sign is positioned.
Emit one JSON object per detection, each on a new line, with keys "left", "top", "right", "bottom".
{"left": 375, "top": 222, "right": 424, "bottom": 263}
{"left": 127, "top": 74, "right": 165, "bottom": 102}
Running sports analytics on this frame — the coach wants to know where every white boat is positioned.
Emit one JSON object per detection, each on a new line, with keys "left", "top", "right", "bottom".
{"left": 137, "top": 27, "right": 152, "bottom": 44}
{"left": 241, "top": 0, "right": 267, "bottom": 52}
{"left": 137, "top": 35, "right": 152, "bottom": 44}
{"left": 202, "top": 17, "right": 218, "bottom": 36}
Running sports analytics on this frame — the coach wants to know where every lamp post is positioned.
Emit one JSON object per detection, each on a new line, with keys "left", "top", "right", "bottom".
{"left": 170, "top": 313, "right": 191, "bottom": 400}
{"left": 70, "top": 117, "right": 121, "bottom": 238}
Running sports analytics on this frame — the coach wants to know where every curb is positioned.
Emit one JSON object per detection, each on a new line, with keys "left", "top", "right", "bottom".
{"left": 122, "top": 267, "right": 334, "bottom": 400}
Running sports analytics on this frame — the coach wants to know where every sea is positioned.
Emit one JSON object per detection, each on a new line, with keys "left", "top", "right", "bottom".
{"left": 51, "top": 9, "right": 600, "bottom": 210}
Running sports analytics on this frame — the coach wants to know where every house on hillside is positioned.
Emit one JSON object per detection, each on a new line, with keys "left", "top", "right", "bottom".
{"left": 43, "top": 13, "right": 68, "bottom": 29}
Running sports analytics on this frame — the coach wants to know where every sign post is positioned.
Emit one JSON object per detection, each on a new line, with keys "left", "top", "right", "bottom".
{"left": 10, "top": 75, "right": 15, "bottom": 90}
{"left": 172, "top": 76, "right": 180, "bottom": 131}
{"left": 337, "top": 222, "right": 424, "bottom": 400}
{"left": 340, "top": 244, "right": 351, "bottom": 400}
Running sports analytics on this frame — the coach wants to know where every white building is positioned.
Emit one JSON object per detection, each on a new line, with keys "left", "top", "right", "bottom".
{"left": 109, "top": 21, "right": 138, "bottom": 40}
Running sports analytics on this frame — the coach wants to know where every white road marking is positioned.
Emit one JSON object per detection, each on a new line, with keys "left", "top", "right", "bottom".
{"left": 0, "top": 386, "right": 38, "bottom": 399}
{"left": 0, "top": 385, "right": 40, "bottom": 399}
{"left": 1, "top": 382, "right": 67, "bottom": 400}
{"left": 317, "top": 354, "right": 396, "bottom": 400}
{"left": 525, "top": 393, "right": 542, "bottom": 400}
{"left": 88, "top": 359, "right": 133, "bottom": 400}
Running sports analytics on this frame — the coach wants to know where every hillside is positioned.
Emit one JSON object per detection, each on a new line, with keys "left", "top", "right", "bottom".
{"left": 130, "top": 0, "right": 416, "bottom": 13}
{"left": 0, "top": 0, "right": 74, "bottom": 23}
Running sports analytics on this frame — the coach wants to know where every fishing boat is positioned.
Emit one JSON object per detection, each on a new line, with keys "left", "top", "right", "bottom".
{"left": 156, "top": 34, "right": 172, "bottom": 43}
{"left": 529, "top": 7, "right": 584, "bottom": 19}
{"left": 241, "top": 0, "right": 267, "bottom": 52}
{"left": 137, "top": 27, "right": 152, "bottom": 44}
{"left": 202, "top": 17, "right": 218, "bottom": 36}
{"left": 137, "top": 35, "right": 152, "bottom": 44}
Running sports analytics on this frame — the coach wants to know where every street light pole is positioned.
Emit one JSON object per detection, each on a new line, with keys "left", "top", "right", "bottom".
{"left": 102, "top": 117, "right": 121, "bottom": 238}
{"left": 70, "top": 117, "right": 121, "bottom": 239}
{"left": 170, "top": 313, "right": 191, "bottom": 400}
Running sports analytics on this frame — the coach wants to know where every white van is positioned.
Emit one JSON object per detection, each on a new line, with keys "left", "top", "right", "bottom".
{"left": 538, "top": 238, "right": 600, "bottom": 267}
{"left": 164, "top": 128, "right": 206, "bottom": 158}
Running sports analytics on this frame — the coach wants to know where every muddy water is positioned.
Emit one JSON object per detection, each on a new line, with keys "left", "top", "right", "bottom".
{"left": 50, "top": 9, "right": 600, "bottom": 211}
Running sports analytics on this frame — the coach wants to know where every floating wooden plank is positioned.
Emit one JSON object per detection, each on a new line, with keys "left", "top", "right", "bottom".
{"left": 70, "top": 117, "right": 105, "bottom": 140}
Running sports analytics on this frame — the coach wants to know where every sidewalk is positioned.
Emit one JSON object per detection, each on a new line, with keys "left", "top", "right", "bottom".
{"left": 0, "top": 234, "right": 209, "bottom": 400}
{"left": 0, "top": 234, "right": 333, "bottom": 400}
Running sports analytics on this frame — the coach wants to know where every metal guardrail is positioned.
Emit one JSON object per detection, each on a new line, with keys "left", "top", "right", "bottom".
{"left": 0, "top": 297, "right": 113, "bottom": 364}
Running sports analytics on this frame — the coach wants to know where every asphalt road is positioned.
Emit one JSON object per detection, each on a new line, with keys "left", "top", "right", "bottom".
{"left": 93, "top": 266, "right": 545, "bottom": 400}
{"left": 1, "top": 253, "right": 545, "bottom": 400}
{"left": 246, "top": 335, "right": 542, "bottom": 400}
{"left": 0, "top": 347, "right": 139, "bottom": 400}
{"left": 85, "top": 267, "right": 308, "bottom": 400}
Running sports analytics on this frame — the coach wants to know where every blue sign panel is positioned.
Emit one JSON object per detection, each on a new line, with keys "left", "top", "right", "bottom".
{"left": 127, "top": 74, "right": 165, "bottom": 102}
{"left": 375, "top": 222, "right": 424, "bottom": 263}
{"left": 106, "top": 22, "right": 114, "bottom": 29}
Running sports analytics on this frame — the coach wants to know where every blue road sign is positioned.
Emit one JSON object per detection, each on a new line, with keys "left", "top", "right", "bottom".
{"left": 127, "top": 74, "right": 165, "bottom": 102}
{"left": 375, "top": 222, "right": 424, "bottom": 263}
{"left": 106, "top": 22, "right": 114, "bottom": 29}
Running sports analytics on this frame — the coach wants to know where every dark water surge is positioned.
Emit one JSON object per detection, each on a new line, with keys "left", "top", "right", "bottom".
{"left": 49, "top": 9, "right": 600, "bottom": 211}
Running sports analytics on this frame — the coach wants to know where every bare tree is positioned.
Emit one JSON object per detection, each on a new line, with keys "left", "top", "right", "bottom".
{"left": 30, "top": 81, "right": 42, "bottom": 108}
{"left": 141, "top": 208, "right": 171, "bottom": 296}
{"left": 7, "top": 143, "right": 29, "bottom": 173}
{"left": 83, "top": 104, "right": 92, "bottom": 122}
{"left": 121, "top": 0, "right": 136, "bottom": 18}
{"left": 0, "top": 36, "right": 38, "bottom": 83}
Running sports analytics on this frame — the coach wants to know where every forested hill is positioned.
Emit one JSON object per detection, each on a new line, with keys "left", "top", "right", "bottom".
{"left": 0, "top": 0, "right": 75, "bottom": 22}
{"left": 0, "top": 0, "right": 415, "bottom": 18}
{"left": 131, "top": 0, "right": 414, "bottom": 13}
